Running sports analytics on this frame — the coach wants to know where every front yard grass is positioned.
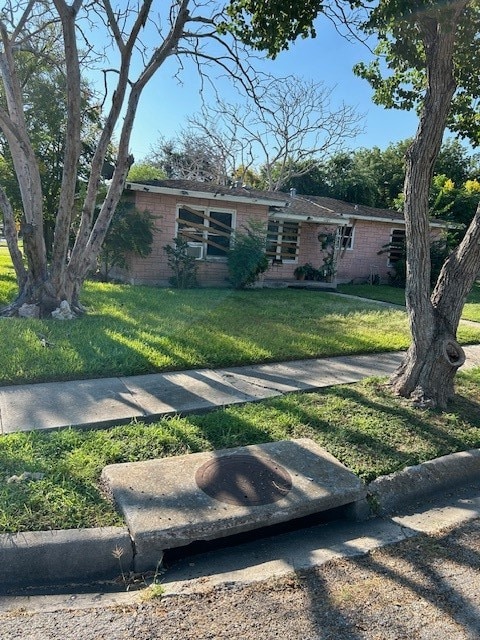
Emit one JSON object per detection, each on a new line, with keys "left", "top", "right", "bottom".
{"left": 0, "top": 280, "right": 478, "bottom": 386}
{"left": 2, "top": 369, "right": 480, "bottom": 533}
{"left": 0, "top": 281, "right": 414, "bottom": 386}
{"left": 337, "top": 283, "right": 407, "bottom": 306}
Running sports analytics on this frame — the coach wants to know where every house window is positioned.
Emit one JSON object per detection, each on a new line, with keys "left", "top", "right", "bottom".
{"left": 339, "top": 225, "right": 354, "bottom": 250}
{"left": 388, "top": 228, "right": 406, "bottom": 265}
{"left": 266, "top": 220, "right": 300, "bottom": 262}
{"left": 177, "top": 206, "right": 234, "bottom": 259}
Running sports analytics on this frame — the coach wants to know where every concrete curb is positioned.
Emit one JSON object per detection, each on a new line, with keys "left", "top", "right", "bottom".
{"left": 368, "top": 449, "right": 480, "bottom": 514}
{"left": 0, "top": 527, "right": 133, "bottom": 592}
{"left": 1, "top": 449, "right": 480, "bottom": 592}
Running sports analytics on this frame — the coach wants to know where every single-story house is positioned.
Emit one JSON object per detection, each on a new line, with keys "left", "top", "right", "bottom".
{"left": 118, "top": 179, "right": 446, "bottom": 287}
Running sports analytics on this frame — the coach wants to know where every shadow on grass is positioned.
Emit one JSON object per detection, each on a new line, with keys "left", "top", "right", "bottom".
{"left": 0, "top": 285, "right": 413, "bottom": 386}
{"left": 181, "top": 380, "right": 480, "bottom": 483}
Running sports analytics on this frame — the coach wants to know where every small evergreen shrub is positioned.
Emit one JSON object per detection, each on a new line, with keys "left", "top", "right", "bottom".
{"left": 228, "top": 221, "right": 269, "bottom": 289}
{"left": 164, "top": 237, "right": 198, "bottom": 288}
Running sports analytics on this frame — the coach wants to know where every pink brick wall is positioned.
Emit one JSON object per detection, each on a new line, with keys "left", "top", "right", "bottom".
{"left": 336, "top": 220, "right": 395, "bottom": 283}
{"left": 335, "top": 221, "right": 441, "bottom": 283}
{"left": 120, "top": 191, "right": 441, "bottom": 287}
{"left": 123, "top": 191, "right": 271, "bottom": 286}
{"left": 264, "top": 219, "right": 442, "bottom": 284}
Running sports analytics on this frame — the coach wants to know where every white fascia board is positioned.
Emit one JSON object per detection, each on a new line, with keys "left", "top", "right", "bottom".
{"left": 270, "top": 211, "right": 348, "bottom": 225}
{"left": 350, "top": 214, "right": 449, "bottom": 229}
{"left": 125, "top": 182, "right": 288, "bottom": 207}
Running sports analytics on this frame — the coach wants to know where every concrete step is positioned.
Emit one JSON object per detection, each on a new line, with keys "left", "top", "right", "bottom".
{"left": 101, "top": 438, "right": 367, "bottom": 573}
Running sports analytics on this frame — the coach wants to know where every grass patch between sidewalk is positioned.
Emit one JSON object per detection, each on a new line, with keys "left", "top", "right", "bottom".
{"left": 2, "top": 370, "right": 480, "bottom": 534}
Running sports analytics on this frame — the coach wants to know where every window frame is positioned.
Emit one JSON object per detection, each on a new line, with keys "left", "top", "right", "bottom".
{"left": 388, "top": 228, "right": 406, "bottom": 266}
{"left": 266, "top": 219, "right": 301, "bottom": 264}
{"left": 176, "top": 204, "right": 236, "bottom": 260}
{"left": 339, "top": 225, "right": 355, "bottom": 250}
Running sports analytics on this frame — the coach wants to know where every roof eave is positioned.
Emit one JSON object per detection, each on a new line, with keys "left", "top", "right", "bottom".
{"left": 270, "top": 211, "right": 348, "bottom": 225}
{"left": 125, "top": 182, "right": 288, "bottom": 207}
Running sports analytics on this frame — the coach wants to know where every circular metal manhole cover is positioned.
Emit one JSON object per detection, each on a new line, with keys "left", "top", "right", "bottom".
{"left": 195, "top": 454, "right": 292, "bottom": 506}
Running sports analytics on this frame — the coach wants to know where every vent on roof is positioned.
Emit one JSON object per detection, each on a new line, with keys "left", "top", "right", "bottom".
{"left": 290, "top": 188, "right": 297, "bottom": 198}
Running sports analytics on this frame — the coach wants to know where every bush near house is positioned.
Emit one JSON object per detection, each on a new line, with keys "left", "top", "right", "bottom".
{"left": 164, "top": 237, "right": 198, "bottom": 288}
{"left": 228, "top": 221, "right": 269, "bottom": 289}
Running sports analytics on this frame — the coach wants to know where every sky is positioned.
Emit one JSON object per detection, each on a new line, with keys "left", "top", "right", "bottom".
{"left": 122, "top": 15, "right": 421, "bottom": 163}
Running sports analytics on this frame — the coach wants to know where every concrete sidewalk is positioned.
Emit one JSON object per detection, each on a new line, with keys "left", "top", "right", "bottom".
{"left": 2, "top": 345, "right": 480, "bottom": 434}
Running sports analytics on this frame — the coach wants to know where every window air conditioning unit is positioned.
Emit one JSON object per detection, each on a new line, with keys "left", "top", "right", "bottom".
{"left": 187, "top": 244, "right": 203, "bottom": 259}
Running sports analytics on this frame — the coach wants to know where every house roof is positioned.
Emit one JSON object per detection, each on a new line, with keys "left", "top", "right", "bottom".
{"left": 125, "top": 179, "right": 447, "bottom": 228}
{"left": 125, "top": 179, "right": 289, "bottom": 207}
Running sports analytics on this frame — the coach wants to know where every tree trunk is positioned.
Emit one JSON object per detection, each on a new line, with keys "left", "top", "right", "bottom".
{"left": 390, "top": 3, "right": 472, "bottom": 409}
{"left": 0, "top": 0, "right": 241, "bottom": 318}
{"left": 391, "top": 318, "right": 466, "bottom": 408}
{"left": 0, "top": 185, "right": 26, "bottom": 286}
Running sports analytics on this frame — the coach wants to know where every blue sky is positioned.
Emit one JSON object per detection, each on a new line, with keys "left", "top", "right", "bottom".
{"left": 126, "top": 17, "right": 420, "bottom": 162}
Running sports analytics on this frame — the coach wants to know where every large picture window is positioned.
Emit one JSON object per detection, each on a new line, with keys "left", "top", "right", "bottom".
{"left": 177, "top": 206, "right": 234, "bottom": 259}
{"left": 266, "top": 220, "right": 300, "bottom": 262}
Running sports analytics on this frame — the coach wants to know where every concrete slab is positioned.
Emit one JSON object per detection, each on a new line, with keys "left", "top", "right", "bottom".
{"left": 0, "top": 527, "right": 133, "bottom": 591}
{"left": 120, "top": 369, "right": 262, "bottom": 416}
{"left": 0, "top": 351, "right": 409, "bottom": 434}
{"left": 101, "top": 438, "right": 367, "bottom": 573}
{"left": 218, "top": 352, "right": 405, "bottom": 395}
{"left": 369, "top": 448, "right": 480, "bottom": 514}
{"left": 1, "top": 345, "right": 480, "bottom": 434}
{"left": 0, "top": 378, "right": 145, "bottom": 433}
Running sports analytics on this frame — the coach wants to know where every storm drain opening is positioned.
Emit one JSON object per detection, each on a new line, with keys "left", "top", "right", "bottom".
{"left": 162, "top": 503, "right": 352, "bottom": 568}
{"left": 102, "top": 439, "right": 368, "bottom": 574}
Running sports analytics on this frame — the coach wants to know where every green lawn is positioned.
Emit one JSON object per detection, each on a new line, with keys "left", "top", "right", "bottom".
{"left": 2, "top": 369, "right": 480, "bottom": 533}
{"left": 337, "top": 282, "right": 480, "bottom": 322}
{"left": 337, "top": 283, "right": 407, "bottom": 306}
{"left": 0, "top": 273, "right": 416, "bottom": 386}
{"left": 2, "top": 279, "right": 480, "bottom": 386}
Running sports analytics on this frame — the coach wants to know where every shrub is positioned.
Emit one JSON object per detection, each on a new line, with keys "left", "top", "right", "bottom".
{"left": 379, "top": 236, "right": 451, "bottom": 288}
{"left": 228, "top": 221, "right": 269, "bottom": 289}
{"left": 164, "top": 237, "right": 198, "bottom": 288}
{"left": 99, "top": 203, "right": 155, "bottom": 281}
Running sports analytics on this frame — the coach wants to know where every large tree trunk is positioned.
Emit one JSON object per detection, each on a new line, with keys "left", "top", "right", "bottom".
{"left": 390, "top": 2, "right": 473, "bottom": 409}
{"left": 0, "top": 21, "right": 50, "bottom": 314}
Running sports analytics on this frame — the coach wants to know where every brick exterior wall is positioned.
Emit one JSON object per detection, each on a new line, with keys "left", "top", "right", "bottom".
{"left": 118, "top": 190, "right": 442, "bottom": 287}
{"left": 123, "top": 191, "right": 271, "bottom": 286}
{"left": 336, "top": 220, "right": 394, "bottom": 283}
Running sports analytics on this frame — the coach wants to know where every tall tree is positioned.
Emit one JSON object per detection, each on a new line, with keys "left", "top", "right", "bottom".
{"left": 0, "top": 48, "right": 107, "bottom": 257}
{"left": 0, "top": 1, "right": 255, "bottom": 316}
{"left": 226, "top": 0, "right": 480, "bottom": 408}
{"left": 357, "top": 1, "right": 480, "bottom": 408}
{"left": 188, "top": 75, "right": 363, "bottom": 191}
